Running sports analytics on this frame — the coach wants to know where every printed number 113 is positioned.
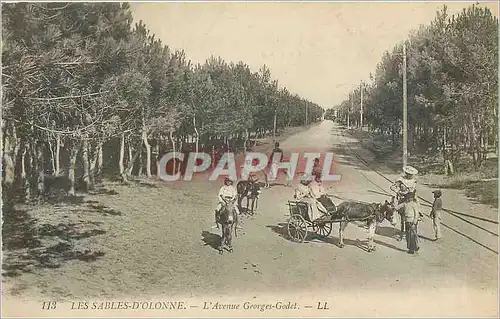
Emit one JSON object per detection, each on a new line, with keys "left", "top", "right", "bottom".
{"left": 42, "top": 301, "right": 57, "bottom": 310}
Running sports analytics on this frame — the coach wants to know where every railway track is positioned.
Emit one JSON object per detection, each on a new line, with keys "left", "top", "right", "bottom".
{"left": 337, "top": 128, "right": 499, "bottom": 255}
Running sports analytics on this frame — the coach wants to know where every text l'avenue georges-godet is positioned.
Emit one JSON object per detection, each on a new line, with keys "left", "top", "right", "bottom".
{"left": 202, "top": 301, "right": 299, "bottom": 311}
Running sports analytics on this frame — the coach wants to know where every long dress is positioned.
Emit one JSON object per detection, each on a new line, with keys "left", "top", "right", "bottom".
{"left": 294, "top": 184, "right": 318, "bottom": 221}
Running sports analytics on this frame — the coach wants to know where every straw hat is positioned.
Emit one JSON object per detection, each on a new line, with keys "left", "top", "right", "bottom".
{"left": 403, "top": 165, "right": 418, "bottom": 175}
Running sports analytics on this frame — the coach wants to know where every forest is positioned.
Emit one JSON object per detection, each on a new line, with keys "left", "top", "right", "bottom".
{"left": 332, "top": 5, "right": 498, "bottom": 172}
{"left": 1, "top": 3, "right": 324, "bottom": 203}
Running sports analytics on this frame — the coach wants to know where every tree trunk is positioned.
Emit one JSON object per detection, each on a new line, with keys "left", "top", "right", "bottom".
{"left": 468, "top": 113, "right": 480, "bottom": 168}
{"left": 177, "top": 135, "right": 183, "bottom": 172}
{"left": 153, "top": 140, "right": 160, "bottom": 176}
{"left": 81, "top": 138, "right": 90, "bottom": 192}
{"left": 2, "top": 122, "right": 15, "bottom": 192}
{"left": 193, "top": 116, "right": 199, "bottom": 155}
{"left": 243, "top": 128, "right": 249, "bottom": 152}
{"left": 482, "top": 129, "right": 488, "bottom": 161}
{"left": 97, "top": 142, "right": 103, "bottom": 175}
{"left": 90, "top": 142, "right": 99, "bottom": 187}
{"left": 35, "top": 142, "right": 44, "bottom": 198}
{"left": 138, "top": 151, "right": 143, "bottom": 176}
{"left": 127, "top": 140, "right": 134, "bottom": 176}
{"left": 21, "top": 141, "right": 30, "bottom": 200}
{"left": 142, "top": 124, "right": 152, "bottom": 178}
{"left": 55, "top": 134, "right": 61, "bottom": 175}
{"left": 2, "top": 121, "right": 15, "bottom": 204}
{"left": 68, "top": 142, "right": 78, "bottom": 196}
{"left": 169, "top": 131, "right": 176, "bottom": 173}
{"left": 445, "top": 159, "right": 454, "bottom": 176}
{"left": 47, "top": 137, "right": 56, "bottom": 176}
{"left": 119, "top": 132, "right": 128, "bottom": 183}
{"left": 125, "top": 138, "right": 142, "bottom": 179}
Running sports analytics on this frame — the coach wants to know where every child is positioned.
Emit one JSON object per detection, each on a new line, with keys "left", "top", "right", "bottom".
{"left": 214, "top": 177, "right": 240, "bottom": 228}
{"left": 430, "top": 190, "right": 443, "bottom": 241}
{"left": 312, "top": 158, "right": 321, "bottom": 177}
{"left": 393, "top": 192, "right": 422, "bottom": 255}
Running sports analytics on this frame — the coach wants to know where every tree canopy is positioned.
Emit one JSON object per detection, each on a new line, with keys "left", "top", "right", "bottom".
{"left": 1, "top": 3, "right": 324, "bottom": 200}
{"left": 335, "top": 4, "right": 498, "bottom": 169}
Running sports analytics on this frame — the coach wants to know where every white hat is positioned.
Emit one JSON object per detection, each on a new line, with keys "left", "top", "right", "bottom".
{"left": 299, "top": 172, "right": 312, "bottom": 183}
{"left": 403, "top": 165, "right": 418, "bottom": 175}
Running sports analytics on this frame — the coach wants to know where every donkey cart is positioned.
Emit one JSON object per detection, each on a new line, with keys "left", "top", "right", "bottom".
{"left": 286, "top": 198, "right": 393, "bottom": 252}
{"left": 286, "top": 199, "right": 338, "bottom": 243}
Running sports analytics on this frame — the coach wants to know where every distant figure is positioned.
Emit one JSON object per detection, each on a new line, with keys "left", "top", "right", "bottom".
{"left": 268, "top": 142, "right": 291, "bottom": 187}
{"left": 210, "top": 146, "right": 219, "bottom": 169}
{"left": 430, "top": 190, "right": 443, "bottom": 241}
{"left": 312, "top": 158, "right": 321, "bottom": 177}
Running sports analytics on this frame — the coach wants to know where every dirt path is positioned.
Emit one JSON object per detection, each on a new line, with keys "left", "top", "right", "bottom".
{"left": 3, "top": 121, "right": 498, "bottom": 317}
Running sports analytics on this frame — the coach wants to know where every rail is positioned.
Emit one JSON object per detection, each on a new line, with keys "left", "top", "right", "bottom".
{"left": 339, "top": 129, "right": 499, "bottom": 255}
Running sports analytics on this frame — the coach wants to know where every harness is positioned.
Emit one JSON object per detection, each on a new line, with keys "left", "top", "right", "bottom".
{"left": 336, "top": 204, "right": 382, "bottom": 223}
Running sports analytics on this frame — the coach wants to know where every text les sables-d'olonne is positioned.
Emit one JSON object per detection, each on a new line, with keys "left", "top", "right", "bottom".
{"left": 69, "top": 301, "right": 187, "bottom": 310}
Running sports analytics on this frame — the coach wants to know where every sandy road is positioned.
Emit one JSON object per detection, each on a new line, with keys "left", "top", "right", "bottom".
{"left": 3, "top": 121, "right": 498, "bottom": 317}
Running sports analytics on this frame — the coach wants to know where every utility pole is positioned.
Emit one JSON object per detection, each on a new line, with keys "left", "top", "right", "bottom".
{"left": 402, "top": 42, "right": 408, "bottom": 167}
{"left": 360, "top": 81, "right": 364, "bottom": 131}
{"left": 273, "top": 108, "right": 277, "bottom": 142}
{"left": 347, "top": 93, "right": 351, "bottom": 129}
{"left": 305, "top": 103, "right": 308, "bottom": 126}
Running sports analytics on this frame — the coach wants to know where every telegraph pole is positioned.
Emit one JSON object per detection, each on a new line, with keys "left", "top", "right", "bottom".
{"left": 305, "top": 103, "right": 308, "bottom": 126}
{"left": 402, "top": 42, "right": 408, "bottom": 167}
{"left": 347, "top": 93, "right": 351, "bottom": 129}
{"left": 360, "top": 81, "right": 364, "bottom": 131}
{"left": 273, "top": 108, "right": 277, "bottom": 142}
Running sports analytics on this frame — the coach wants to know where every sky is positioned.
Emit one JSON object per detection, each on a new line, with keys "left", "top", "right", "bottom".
{"left": 130, "top": 1, "right": 498, "bottom": 109}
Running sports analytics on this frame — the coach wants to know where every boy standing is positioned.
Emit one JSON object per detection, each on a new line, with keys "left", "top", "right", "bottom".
{"left": 393, "top": 192, "right": 422, "bottom": 255}
{"left": 430, "top": 190, "right": 443, "bottom": 241}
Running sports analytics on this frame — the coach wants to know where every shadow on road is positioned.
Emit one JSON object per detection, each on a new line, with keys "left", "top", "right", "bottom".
{"left": 315, "top": 235, "right": 367, "bottom": 250}
{"left": 266, "top": 223, "right": 327, "bottom": 244}
{"left": 375, "top": 226, "right": 400, "bottom": 239}
{"left": 265, "top": 221, "right": 411, "bottom": 254}
{"left": 266, "top": 223, "right": 290, "bottom": 240}
{"left": 2, "top": 204, "right": 107, "bottom": 277}
{"left": 266, "top": 223, "right": 400, "bottom": 253}
{"left": 418, "top": 234, "right": 435, "bottom": 242}
{"left": 373, "top": 239, "right": 407, "bottom": 252}
{"left": 201, "top": 230, "right": 221, "bottom": 251}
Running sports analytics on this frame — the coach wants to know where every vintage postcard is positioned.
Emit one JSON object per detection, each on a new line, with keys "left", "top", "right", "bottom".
{"left": 1, "top": 1, "right": 499, "bottom": 318}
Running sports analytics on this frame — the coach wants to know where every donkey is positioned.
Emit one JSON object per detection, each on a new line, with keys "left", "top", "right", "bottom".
{"left": 217, "top": 198, "right": 239, "bottom": 254}
{"left": 336, "top": 200, "right": 395, "bottom": 252}
{"left": 236, "top": 179, "right": 261, "bottom": 215}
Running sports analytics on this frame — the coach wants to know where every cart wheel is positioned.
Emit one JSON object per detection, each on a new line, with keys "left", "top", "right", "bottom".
{"left": 313, "top": 221, "right": 333, "bottom": 238}
{"left": 288, "top": 214, "right": 308, "bottom": 243}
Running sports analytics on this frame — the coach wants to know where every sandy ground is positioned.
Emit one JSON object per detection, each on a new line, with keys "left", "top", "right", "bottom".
{"left": 2, "top": 121, "right": 498, "bottom": 317}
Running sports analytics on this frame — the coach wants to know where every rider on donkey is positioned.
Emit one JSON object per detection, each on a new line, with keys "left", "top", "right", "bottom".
{"left": 390, "top": 165, "right": 419, "bottom": 239}
{"left": 214, "top": 177, "right": 241, "bottom": 228}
